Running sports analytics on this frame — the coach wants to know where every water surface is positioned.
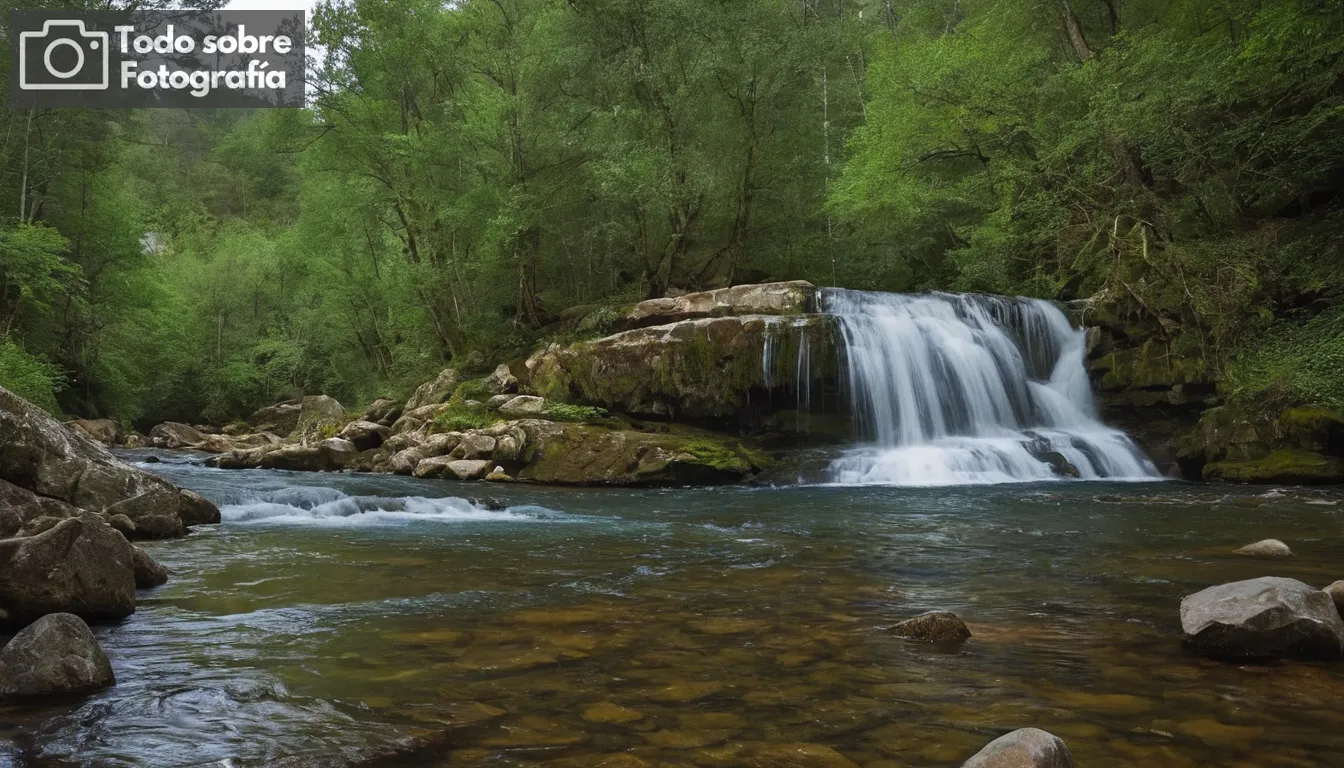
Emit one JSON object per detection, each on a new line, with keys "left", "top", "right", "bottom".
{"left": 3, "top": 452, "right": 1342, "bottom": 767}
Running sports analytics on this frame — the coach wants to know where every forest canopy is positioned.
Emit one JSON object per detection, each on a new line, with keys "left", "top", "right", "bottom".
{"left": 0, "top": 0, "right": 1340, "bottom": 425}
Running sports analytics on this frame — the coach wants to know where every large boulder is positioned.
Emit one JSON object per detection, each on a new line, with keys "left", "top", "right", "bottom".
{"left": 0, "top": 613, "right": 114, "bottom": 699}
{"left": 527, "top": 314, "right": 835, "bottom": 420}
{"left": 177, "top": 489, "right": 221, "bottom": 526}
{"left": 130, "top": 546, "right": 168, "bottom": 588}
{"left": 0, "top": 517, "right": 137, "bottom": 624}
{"left": 65, "top": 419, "right": 121, "bottom": 446}
{"left": 1180, "top": 577, "right": 1344, "bottom": 661}
{"left": 1326, "top": 581, "right": 1344, "bottom": 617}
{"left": 405, "top": 369, "right": 460, "bottom": 412}
{"left": 621, "top": 281, "right": 816, "bottom": 330}
{"left": 1, "top": 386, "right": 205, "bottom": 538}
{"left": 338, "top": 420, "right": 389, "bottom": 451}
{"left": 149, "top": 421, "right": 206, "bottom": 449}
{"left": 961, "top": 728, "right": 1075, "bottom": 768}
{"left": 247, "top": 400, "right": 303, "bottom": 437}
{"left": 292, "top": 396, "right": 347, "bottom": 443}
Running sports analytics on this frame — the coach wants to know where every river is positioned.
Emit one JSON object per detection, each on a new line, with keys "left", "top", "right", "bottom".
{"left": 2, "top": 450, "right": 1341, "bottom": 767}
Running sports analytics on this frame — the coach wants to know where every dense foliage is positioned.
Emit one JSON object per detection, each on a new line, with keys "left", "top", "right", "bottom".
{"left": 0, "top": 0, "right": 1340, "bottom": 424}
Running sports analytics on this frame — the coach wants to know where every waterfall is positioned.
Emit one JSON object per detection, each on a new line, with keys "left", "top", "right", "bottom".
{"left": 819, "top": 288, "right": 1160, "bottom": 486}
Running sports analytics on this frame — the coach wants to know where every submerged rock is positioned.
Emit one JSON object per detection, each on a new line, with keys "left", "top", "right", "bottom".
{"left": 0, "top": 613, "right": 114, "bottom": 699}
{"left": 130, "top": 545, "right": 169, "bottom": 588}
{"left": 1180, "top": 577, "right": 1344, "bottom": 661}
{"left": 0, "top": 517, "right": 137, "bottom": 624}
{"left": 961, "top": 728, "right": 1075, "bottom": 768}
{"left": 1234, "top": 539, "right": 1293, "bottom": 557}
{"left": 891, "top": 611, "right": 972, "bottom": 645}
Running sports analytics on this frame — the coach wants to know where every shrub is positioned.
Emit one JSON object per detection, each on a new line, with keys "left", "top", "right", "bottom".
{"left": 0, "top": 340, "right": 66, "bottom": 413}
{"left": 541, "top": 402, "right": 608, "bottom": 423}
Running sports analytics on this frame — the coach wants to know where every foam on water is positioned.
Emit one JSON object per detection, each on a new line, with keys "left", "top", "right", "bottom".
{"left": 222, "top": 486, "right": 557, "bottom": 527}
{"left": 820, "top": 289, "right": 1161, "bottom": 486}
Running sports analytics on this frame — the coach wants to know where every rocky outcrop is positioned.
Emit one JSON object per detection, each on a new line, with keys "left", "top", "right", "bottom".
{"left": 360, "top": 398, "right": 402, "bottom": 426}
{"left": 0, "top": 613, "right": 114, "bottom": 699}
{"left": 961, "top": 728, "right": 1075, "bottom": 768}
{"left": 130, "top": 545, "right": 168, "bottom": 588}
{"left": 1234, "top": 539, "right": 1293, "bottom": 557}
{"left": 528, "top": 314, "right": 835, "bottom": 421}
{"left": 405, "top": 369, "right": 459, "bottom": 411}
{"left": 65, "top": 419, "right": 121, "bottom": 445}
{"left": 1, "top": 386, "right": 217, "bottom": 539}
{"left": 1179, "top": 406, "right": 1344, "bottom": 483}
{"left": 515, "top": 421, "right": 771, "bottom": 485}
{"left": 1180, "top": 577, "right": 1344, "bottom": 661}
{"left": 891, "top": 611, "right": 972, "bottom": 645}
{"left": 247, "top": 400, "right": 303, "bottom": 437}
{"left": 0, "top": 517, "right": 138, "bottom": 624}
{"left": 486, "top": 363, "right": 519, "bottom": 395}
{"left": 620, "top": 280, "right": 816, "bottom": 330}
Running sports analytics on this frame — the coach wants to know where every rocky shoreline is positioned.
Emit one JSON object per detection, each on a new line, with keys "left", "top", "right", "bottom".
{"left": 1, "top": 386, "right": 219, "bottom": 701}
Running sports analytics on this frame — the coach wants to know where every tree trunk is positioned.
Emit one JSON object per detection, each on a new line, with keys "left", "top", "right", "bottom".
{"left": 1063, "top": 1, "right": 1092, "bottom": 62}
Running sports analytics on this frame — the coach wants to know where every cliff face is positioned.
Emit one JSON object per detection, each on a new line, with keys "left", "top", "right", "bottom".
{"left": 1077, "top": 296, "right": 1344, "bottom": 483}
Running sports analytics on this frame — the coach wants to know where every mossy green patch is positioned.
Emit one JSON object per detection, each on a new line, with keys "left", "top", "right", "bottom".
{"left": 1203, "top": 449, "right": 1344, "bottom": 484}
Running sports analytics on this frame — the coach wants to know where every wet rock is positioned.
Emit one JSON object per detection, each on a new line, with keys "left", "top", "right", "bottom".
{"left": 1037, "top": 451, "right": 1080, "bottom": 478}
{"left": 486, "top": 363, "right": 519, "bottom": 395}
{"left": 338, "top": 420, "right": 389, "bottom": 451}
{"left": 0, "top": 517, "right": 137, "bottom": 624}
{"left": 485, "top": 470, "right": 512, "bottom": 482}
{"left": 148, "top": 421, "right": 206, "bottom": 449}
{"left": 412, "top": 456, "right": 456, "bottom": 479}
{"left": 516, "top": 421, "right": 770, "bottom": 486}
{"left": 405, "top": 368, "right": 459, "bottom": 411}
{"left": 1234, "top": 538, "right": 1293, "bottom": 557}
{"left": 891, "top": 611, "right": 972, "bottom": 644}
{"left": 1324, "top": 581, "right": 1344, "bottom": 617}
{"left": 581, "top": 702, "right": 644, "bottom": 724}
{"left": 257, "top": 444, "right": 328, "bottom": 472}
{"left": 65, "top": 419, "right": 121, "bottom": 445}
{"left": 498, "top": 395, "right": 545, "bottom": 418}
{"left": 486, "top": 394, "right": 515, "bottom": 411}
{"left": 177, "top": 489, "right": 221, "bottom": 527}
{"left": 0, "top": 613, "right": 114, "bottom": 699}
{"left": 747, "top": 742, "right": 858, "bottom": 768}
{"left": 361, "top": 398, "right": 402, "bottom": 426}
{"left": 961, "top": 728, "right": 1075, "bottom": 768}
{"left": 131, "top": 546, "right": 168, "bottom": 588}
{"left": 1180, "top": 576, "right": 1344, "bottom": 660}
{"left": 445, "top": 459, "right": 492, "bottom": 481}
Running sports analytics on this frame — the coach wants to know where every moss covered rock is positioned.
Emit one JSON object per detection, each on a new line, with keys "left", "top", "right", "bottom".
{"left": 1203, "top": 449, "right": 1344, "bottom": 484}
{"left": 527, "top": 315, "right": 836, "bottom": 420}
{"left": 515, "top": 420, "right": 771, "bottom": 486}
{"left": 621, "top": 281, "right": 816, "bottom": 330}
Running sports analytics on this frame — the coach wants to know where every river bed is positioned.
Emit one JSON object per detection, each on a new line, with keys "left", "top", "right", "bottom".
{"left": 3, "top": 451, "right": 1343, "bottom": 767}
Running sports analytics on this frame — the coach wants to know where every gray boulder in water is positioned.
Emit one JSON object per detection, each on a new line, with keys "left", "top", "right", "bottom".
{"left": 0, "top": 517, "right": 138, "bottom": 624}
{"left": 0, "top": 613, "right": 114, "bottom": 699}
{"left": 1180, "top": 576, "right": 1344, "bottom": 661}
{"left": 1234, "top": 538, "right": 1293, "bottom": 557}
{"left": 961, "top": 728, "right": 1075, "bottom": 768}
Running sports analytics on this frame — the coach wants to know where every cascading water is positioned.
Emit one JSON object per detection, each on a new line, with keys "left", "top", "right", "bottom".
{"left": 820, "top": 288, "right": 1160, "bottom": 486}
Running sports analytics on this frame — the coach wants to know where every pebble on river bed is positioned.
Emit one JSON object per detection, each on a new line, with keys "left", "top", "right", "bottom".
{"left": 891, "top": 611, "right": 972, "bottom": 645}
{"left": 960, "top": 728, "right": 1075, "bottom": 768}
{"left": 1233, "top": 538, "right": 1293, "bottom": 557}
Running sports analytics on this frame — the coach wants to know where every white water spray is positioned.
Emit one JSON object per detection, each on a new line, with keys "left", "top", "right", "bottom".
{"left": 820, "top": 289, "right": 1160, "bottom": 485}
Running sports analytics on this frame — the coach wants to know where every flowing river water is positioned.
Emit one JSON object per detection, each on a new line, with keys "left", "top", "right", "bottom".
{"left": 2, "top": 453, "right": 1342, "bottom": 767}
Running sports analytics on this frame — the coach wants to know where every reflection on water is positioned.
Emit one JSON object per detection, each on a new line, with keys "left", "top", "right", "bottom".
{"left": 3, "top": 453, "right": 1343, "bottom": 766}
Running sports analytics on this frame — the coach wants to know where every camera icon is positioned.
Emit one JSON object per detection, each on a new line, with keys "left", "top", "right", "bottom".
{"left": 18, "top": 20, "right": 109, "bottom": 91}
